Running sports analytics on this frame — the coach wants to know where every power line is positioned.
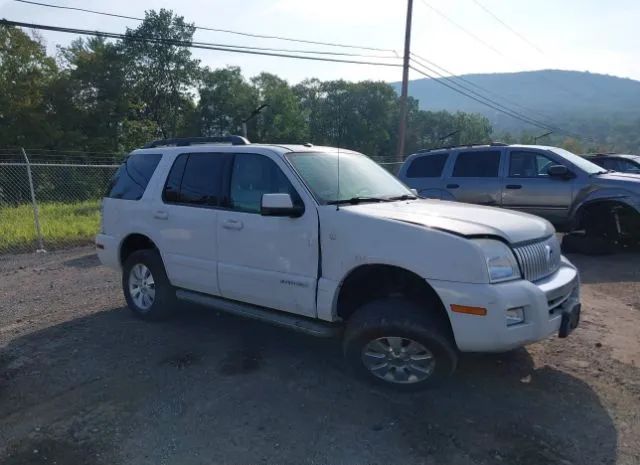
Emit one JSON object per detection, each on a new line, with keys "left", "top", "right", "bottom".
{"left": 416, "top": 0, "right": 582, "bottom": 99}
{"left": 0, "top": 19, "right": 403, "bottom": 68}
{"left": 13, "top": 0, "right": 398, "bottom": 54}
{"left": 410, "top": 53, "right": 593, "bottom": 141}
{"left": 408, "top": 61, "right": 550, "bottom": 132}
{"left": 470, "top": 0, "right": 544, "bottom": 55}
{"left": 418, "top": 0, "right": 508, "bottom": 59}
{"left": 410, "top": 52, "right": 558, "bottom": 123}
{"left": 409, "top": 60, "right": 595, "bottom": 142}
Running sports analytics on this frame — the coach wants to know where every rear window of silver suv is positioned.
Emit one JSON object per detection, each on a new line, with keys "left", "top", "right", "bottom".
{"left": 106, "top": 153, "right": 162, "bottom": 200}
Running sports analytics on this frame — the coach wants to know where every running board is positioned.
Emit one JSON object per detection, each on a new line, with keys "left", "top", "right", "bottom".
{"left": 175, "top": 289, "right": 341, "bottom": 338}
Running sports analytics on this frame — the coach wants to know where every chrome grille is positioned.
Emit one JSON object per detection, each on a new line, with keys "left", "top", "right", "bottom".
{"left": 513, "top": 236, "right": 561, "bottom": 282}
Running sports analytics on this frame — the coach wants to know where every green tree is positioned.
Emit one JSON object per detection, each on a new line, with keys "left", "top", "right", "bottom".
{"left": 195, "top": 66, "right": 257, "bottom": 137}
{"left": 122, "top": 9, "right": 200, "bottom": 138}
{"left": 55, "top": 37, "right": 132, "bottom": 152}
{"left": 251, "top": 73, "right": 307, "bottom": 142}
{"left": 0, "top": 26, "right": 58, "bottom": 147}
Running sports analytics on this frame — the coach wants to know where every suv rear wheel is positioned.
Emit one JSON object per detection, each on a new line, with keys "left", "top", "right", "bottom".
{"left": 122, "top": 249, "right": 176, "bottom": 320}
{"left": 343, "top": 298, "right": 457, "bottom": 391}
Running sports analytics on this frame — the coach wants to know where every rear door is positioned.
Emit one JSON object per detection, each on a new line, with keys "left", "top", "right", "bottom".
{"left": 401, "top": 152, "right": 450, "bottom": 198}
{"left": 501, "top": 149, "right": 574, "bottom": 225}
{"left": 153, "top": 152, "right": 232, "bottom": 295}
{"left": 446, "top": 150, "right": 503, "bottom": 206}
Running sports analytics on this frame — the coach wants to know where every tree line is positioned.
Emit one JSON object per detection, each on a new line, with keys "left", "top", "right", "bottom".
{"left": 1, "top": 9, "right": 597, "bottom": 160}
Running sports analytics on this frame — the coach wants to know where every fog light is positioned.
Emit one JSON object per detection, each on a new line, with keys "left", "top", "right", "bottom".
{"left": 506, "top": 307, "right": 525, "bottom": 326}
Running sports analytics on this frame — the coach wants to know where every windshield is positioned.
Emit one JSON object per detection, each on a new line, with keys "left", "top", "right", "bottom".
{"left": 549, "top": 147, "right": 605, "bottom": 175}
{"left": 285, "top": 151, "right": 413, "bottom": 204}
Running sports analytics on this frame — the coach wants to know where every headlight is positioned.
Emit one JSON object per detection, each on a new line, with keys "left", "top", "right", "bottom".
{"left": 474, "top": 239, "right": 521, "bottom": 283}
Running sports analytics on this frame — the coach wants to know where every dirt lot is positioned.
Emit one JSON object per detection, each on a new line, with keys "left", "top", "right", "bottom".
{"left": 0, "top": 246, "right": 638, "bottom": 465}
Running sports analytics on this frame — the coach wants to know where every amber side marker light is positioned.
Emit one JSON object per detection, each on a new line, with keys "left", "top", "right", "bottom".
{"left": 451, "top": 304, "right": 487, "bottom": 316}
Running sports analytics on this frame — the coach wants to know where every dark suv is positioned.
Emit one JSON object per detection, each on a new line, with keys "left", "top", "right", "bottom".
{"left": 398, "top": 143, "right": 640, "bottom": 251}
{"left": 583, "top": 153, "right": 640, "bottom": 174}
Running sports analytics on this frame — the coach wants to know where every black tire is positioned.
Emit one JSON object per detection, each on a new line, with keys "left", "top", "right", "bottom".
{"left": 122, "top": 249, "right": 176, "bottom": 321}
{"left": 343, "top": 298, "right": 458, "bottom": 391}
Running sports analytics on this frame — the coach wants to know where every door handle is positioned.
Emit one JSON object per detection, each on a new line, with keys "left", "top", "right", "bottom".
{"left": 222, "top": 219, "right": 244, "bottom": 230}
{"left": 446, "top": 184, "right": 460, "bottom": 189}
{"left": 153, "top": 210, "right": 169, "bottom": 220}
{"left": 506, "top": 184, "right": 522, "bottom": 190}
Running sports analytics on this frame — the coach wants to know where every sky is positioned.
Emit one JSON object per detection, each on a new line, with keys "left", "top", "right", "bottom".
{"left": 1, "top": 0, "right": 639, "bottom": 84}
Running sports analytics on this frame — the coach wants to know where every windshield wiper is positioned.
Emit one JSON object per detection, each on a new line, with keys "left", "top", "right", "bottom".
{"left": 327, "top": 196, "right": 391, "bottom": 205}
{"left": 386, "top": 194, "right": 418, "bottom": 201}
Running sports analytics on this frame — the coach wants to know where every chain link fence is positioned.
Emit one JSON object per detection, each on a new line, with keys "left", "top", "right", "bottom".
{"left": 0, "top": 148, "right": 122, "bottom": 256}
{"left": 0, "top": 148, "right": 405, "bottom": 257}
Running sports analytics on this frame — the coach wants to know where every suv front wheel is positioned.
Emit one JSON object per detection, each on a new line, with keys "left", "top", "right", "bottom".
{"left": 343, "top": 298, "right": 458, "bottom": 391}
{"left": 122, "top": 249, "right": 176, "bottom": 320}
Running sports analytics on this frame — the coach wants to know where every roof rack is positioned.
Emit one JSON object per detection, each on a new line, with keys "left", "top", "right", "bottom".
{"left": 416, "top": 141, "right": 508, "bottom": 153}
{"left": 585, "top": 152, "right": 616, "bottom": 157}
{"left": 142, "top": 136, "right": 250, "bottom": 149}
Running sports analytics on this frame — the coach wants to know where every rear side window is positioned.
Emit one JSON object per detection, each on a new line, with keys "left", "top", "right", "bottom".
{"left": 406, "top": 153, "right": 448, "bottom": 178}
{"left": 163, "top": 153, "right": 230, "bottom": 207}
{"left": 452, "top": 151, "right": 501, "bottom": 177}
{"left": 107, "top": 153, "right": 161, "bottom": 200}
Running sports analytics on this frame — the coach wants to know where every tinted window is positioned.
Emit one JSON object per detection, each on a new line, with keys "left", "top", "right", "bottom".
{"left": 602, "top": 158, "right": 640, "bottom": 173}
{"left": 406, "top": 153, "right": 448, "bottom": 178}
{"left": 163, "top": 153, "right": 228, "bottom": 207}
{"left": 230, "top": 154, "right": 300, "bottom": 213}
{"left": 452, "top": 151, "right": 500, "bottom": 177}
{"left": 509, "top": 151, "right": 556, "bottom": 177}
{"left": 162, "top": 154, "right": 188, "bottom": 202}
{"left": 107, "top": 153, "right": 161, "bottom": 200}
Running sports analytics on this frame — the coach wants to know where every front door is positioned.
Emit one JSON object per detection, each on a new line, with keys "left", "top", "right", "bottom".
{"left": 501, "top": 149, "right": 574, "bottom": 226}
{"left": 217, "top": 153, "right": 319, "bottom": 317}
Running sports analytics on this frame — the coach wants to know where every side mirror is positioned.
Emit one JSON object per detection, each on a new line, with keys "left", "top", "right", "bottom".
{"left": 547, "top": 165, "right": 572, "bottom": 178}
{"left": 261, "top": 193, "right": 304, "bottom": 218}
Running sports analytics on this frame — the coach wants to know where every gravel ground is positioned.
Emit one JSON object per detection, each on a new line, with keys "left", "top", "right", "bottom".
{"left": 0, "top": 246, "right": 638, "bottom": 465}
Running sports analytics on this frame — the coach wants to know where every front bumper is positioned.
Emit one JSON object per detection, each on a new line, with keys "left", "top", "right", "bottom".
{"left": 429, "top": 257, "right": 580, "bottom": 352}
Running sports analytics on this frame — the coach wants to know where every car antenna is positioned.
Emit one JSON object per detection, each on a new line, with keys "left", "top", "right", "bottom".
{"left": 336, "top": 97, "right": 343, "bottom": 211}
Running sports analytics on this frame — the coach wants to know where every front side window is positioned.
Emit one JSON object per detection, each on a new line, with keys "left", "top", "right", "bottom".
{"left": 163, "top": 153, "right": 229, "bottom": 207}
{"left": 406, "top": 153, "right": 449, "bottom": 178}
{"left": 452, "top": 151, "right": 501, "bottom": 178}
{"left": 509, "top": 151, "right": 556, "bottom": 178}
{"left": 107, "top": 153, "right": 161, "bottom": 200}
{"left": 285, "top": 151, "right": 413, "bottom": 204}
{"left": 549, "top": 147, "right": 604, "bottom": 175}
{"left": 230, "top": 154, "right": 301, "bottom": 213}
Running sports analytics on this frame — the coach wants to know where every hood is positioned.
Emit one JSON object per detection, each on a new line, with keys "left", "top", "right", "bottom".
{"left": 593, "top": 171, "right": 640, "bottom": 189}
{"left": 345, "top": 199, "right": 554, "bottom": 244}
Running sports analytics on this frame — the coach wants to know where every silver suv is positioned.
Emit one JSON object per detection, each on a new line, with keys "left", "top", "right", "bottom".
{"left": 399, "top": 143, "right": 640, "bottom": 251}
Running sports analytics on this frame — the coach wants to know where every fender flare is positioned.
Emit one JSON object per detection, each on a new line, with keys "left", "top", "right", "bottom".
{"left": 570, "top": 189, "right": 640, "bottom": 228}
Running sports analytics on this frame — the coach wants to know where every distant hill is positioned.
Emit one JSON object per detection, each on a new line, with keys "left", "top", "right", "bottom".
{"left": 391, "top": 70, "right": 640, "bottom": 136}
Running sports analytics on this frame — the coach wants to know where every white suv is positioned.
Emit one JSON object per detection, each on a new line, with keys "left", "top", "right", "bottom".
{"left": 97, "top": 136, "right": 581, "bottom": 390}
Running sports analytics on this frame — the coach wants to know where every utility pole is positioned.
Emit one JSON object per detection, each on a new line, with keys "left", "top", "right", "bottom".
{"left": 395, "top": 0, "right": 414, "bottom": 162}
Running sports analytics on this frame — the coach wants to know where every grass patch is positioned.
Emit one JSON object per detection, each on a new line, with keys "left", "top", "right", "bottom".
{"left": 0, "top": 200, "right": 101, "bottom": 253}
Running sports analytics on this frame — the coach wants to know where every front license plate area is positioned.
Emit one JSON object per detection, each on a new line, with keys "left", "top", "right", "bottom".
{"left": 559, "top": 303, "right": 581, "bottom": 338}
